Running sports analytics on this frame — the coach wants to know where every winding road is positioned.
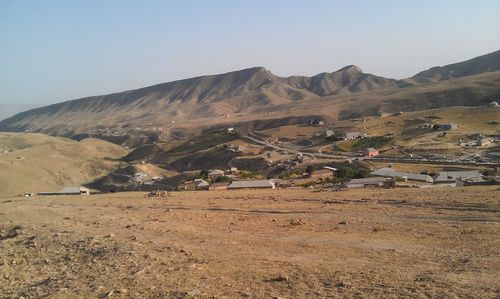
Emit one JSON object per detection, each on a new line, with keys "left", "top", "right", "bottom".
{"left": 243, "top": 134, "right": 352, "bottom": 161}
{"left": 241, "top": 133, "right": 496, "bottom": 167}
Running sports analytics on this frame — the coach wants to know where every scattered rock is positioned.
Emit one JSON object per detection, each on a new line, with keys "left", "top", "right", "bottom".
{"left": 19, "top": 235, "right": 36, "bottom": 248}
{"left": 144, "top": 191, "right": 169, "bottom": 198}
{"left": 338, "top": 221, "right": 348, "bottom": 225}
{"left": 268, "top": 273, "right": 289, "bottom": 282}
{"left": 188, "top": 289, "right": 202, "bottom": 296}
{"left": 289, "top": 218, "right": 305, "bottom": 226}
{"left": 0, "top": 225, "right": 22, "bottom": 240}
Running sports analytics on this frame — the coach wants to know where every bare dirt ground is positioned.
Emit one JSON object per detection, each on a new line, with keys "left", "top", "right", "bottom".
{"left": 1, "top": 187, "right": 499, "bottom": 298}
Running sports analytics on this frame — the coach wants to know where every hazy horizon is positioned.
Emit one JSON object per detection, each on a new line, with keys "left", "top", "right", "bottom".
{"left": 1, "top": 0, "right": 499, "bottom": 108}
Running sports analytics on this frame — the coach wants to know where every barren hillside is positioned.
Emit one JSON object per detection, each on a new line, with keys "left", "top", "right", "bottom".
{"left": 0, "top": 50, "right": 499, "bottom": 137}
{"left": 410, "top": 50, "right": 500, "bottom": 83}
{"left": 0, "top": 133, "right": 128, "bottom": 197}
{"left": 1, "top": 187, "right": 498, "bottom": 297}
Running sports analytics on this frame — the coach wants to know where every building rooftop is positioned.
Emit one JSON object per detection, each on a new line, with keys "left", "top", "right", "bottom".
{"left": 209, "top": 182, "right": 229, "bottom": 188}
{"left": 38, "top": 186, "right": 89, "bottom": 195}
{"left": 433, "top": 171, "right": 482, "bottom": 182}
{"left": 371, "top": 167, "right": 433, "bottom": 182}
{"left": 208, "top": 169, "right": 224, "bottom": 175}
{"left": 311, "top": 169, "right": 333, "bottom": 175}
{"left": 322, "top": 166, "right": 338, "bottom": 171}
{"left": 228, "top": 180, "right": 275, "bottom": 189}
{"left": 347, "top": 177, "right": 392, "bottom": 184}
{"left": 194, "top": 179, "right": 209, "bottom": 187}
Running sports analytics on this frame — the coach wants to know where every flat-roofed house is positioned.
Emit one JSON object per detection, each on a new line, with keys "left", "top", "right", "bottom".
{"left": 345, "top": 177, "right": 395, "bottom": 189}
{"left": 194, "top": 179, "right": 210, "bottom": 190}
{"left": 432, "top": 171, "right": 482, "bottom": 184}
{"left": 209, "top": 182, "right": 229, "bottom": 191}
{"left": 38, "top": 186, "right": 90, "bottom": 196}
{"left": 208, "top": 169, "right": 224, "bottom": 180}
{"left": 228, "top": 180, "right": 275, "bottom": 190}
{"left": 364, "top": 148, "right": 379, "bottom": 157}
{"left": 371, "top": 167, "right": 433, "bottom": 182}
{"left": 344, "top": 132, "right": 365, "bottom": 140}
{"left": 455, "top": 177, "right": 490, "bottom": 187}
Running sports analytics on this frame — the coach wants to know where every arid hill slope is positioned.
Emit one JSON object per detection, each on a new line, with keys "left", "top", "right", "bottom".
{"left": 409, "top": 50, "right": 500, "bottom": 83}
{"left": 0, "top": 50, "right": 499, "bottom": 135}
{"left": 0, "top": 133, "right": 128, "bottom": 196}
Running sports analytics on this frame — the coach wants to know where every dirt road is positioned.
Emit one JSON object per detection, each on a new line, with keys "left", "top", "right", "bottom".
{"left": 1, "top": 187, "right": 499, "bottom": 298}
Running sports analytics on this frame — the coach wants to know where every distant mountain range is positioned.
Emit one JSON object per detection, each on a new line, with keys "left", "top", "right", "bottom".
{"left": 1, "top": 50, "right": 499, "bottom": 135}
{"left": 0, "top": 103, "right": 46, "bottom": 121}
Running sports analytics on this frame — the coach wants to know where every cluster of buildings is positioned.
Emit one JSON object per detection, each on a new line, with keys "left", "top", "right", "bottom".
{"left": 180, "top": 178, "right": 276, "bottom": 191}
{"left": 459, "top": 133, "right": 497, "bottom": 148}
{"left": 178, "top": 166, "right": 338, "bottom": 191}
{"left": 178, "top": 167, "right": 277, "bottom": 191}
{"left": 345, "top": 168, "right": 489, "bottom": 189}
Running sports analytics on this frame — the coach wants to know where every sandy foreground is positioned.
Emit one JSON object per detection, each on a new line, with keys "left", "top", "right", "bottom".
{"left": 0, "top": 187, "right": 499, "bottom": 298}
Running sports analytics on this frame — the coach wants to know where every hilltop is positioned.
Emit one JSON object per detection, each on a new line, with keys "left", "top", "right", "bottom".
{"left": 0, "top": 65, "right": 396, "bottom": 134}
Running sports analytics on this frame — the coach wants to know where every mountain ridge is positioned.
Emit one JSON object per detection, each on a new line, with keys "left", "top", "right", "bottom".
{"left": 410, "top": 50, "right": 500, "bottom": 83}
{"left": 1, "top": 50, "right": 499, "bottom": 135}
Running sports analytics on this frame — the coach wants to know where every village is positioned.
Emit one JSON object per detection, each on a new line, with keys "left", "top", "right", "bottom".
{"left": 23, "top": 105, "right": 499, "bottom": 198}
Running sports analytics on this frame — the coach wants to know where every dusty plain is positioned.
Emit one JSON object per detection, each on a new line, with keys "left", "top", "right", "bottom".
{"left": 1, "top": 187, "right": 499, "bottom": 298}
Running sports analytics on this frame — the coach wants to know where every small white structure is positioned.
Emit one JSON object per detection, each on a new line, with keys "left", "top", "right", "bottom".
{"left": 208, "top": 169, "right": 225, "bottom": 180}
{"left": 344, "top": 132, "right": 365, "bottom": 140}
{"left": 322, "top": 166, "right": 338, "bottom": 171}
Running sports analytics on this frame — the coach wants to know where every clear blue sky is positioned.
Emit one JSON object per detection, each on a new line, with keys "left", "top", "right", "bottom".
{"left": 1, "top": 0, "right": 499, "bottom": 106}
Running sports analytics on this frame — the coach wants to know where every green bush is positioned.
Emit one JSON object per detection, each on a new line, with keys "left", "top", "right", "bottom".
{"left": 214, "top": 176, "right": 233, "bottom": 183}
{"left": 166, "top": 130, "right": 239, "bottom": 155}
{"left": 190, "top": 169, "right": 208, "bottom": 180}
{"left": 335, "top": 166, "right": 369, "bottom": 182}
{"left": 352, "top": 136, "right": 393, "bottom": 151}
{"left": 326, "top": 134, "right": 343, "bottom": 141}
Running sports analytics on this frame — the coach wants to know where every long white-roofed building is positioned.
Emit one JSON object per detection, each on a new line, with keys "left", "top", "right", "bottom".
{"left": 371, "top": 167, "right": 433, "bottom": 183}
